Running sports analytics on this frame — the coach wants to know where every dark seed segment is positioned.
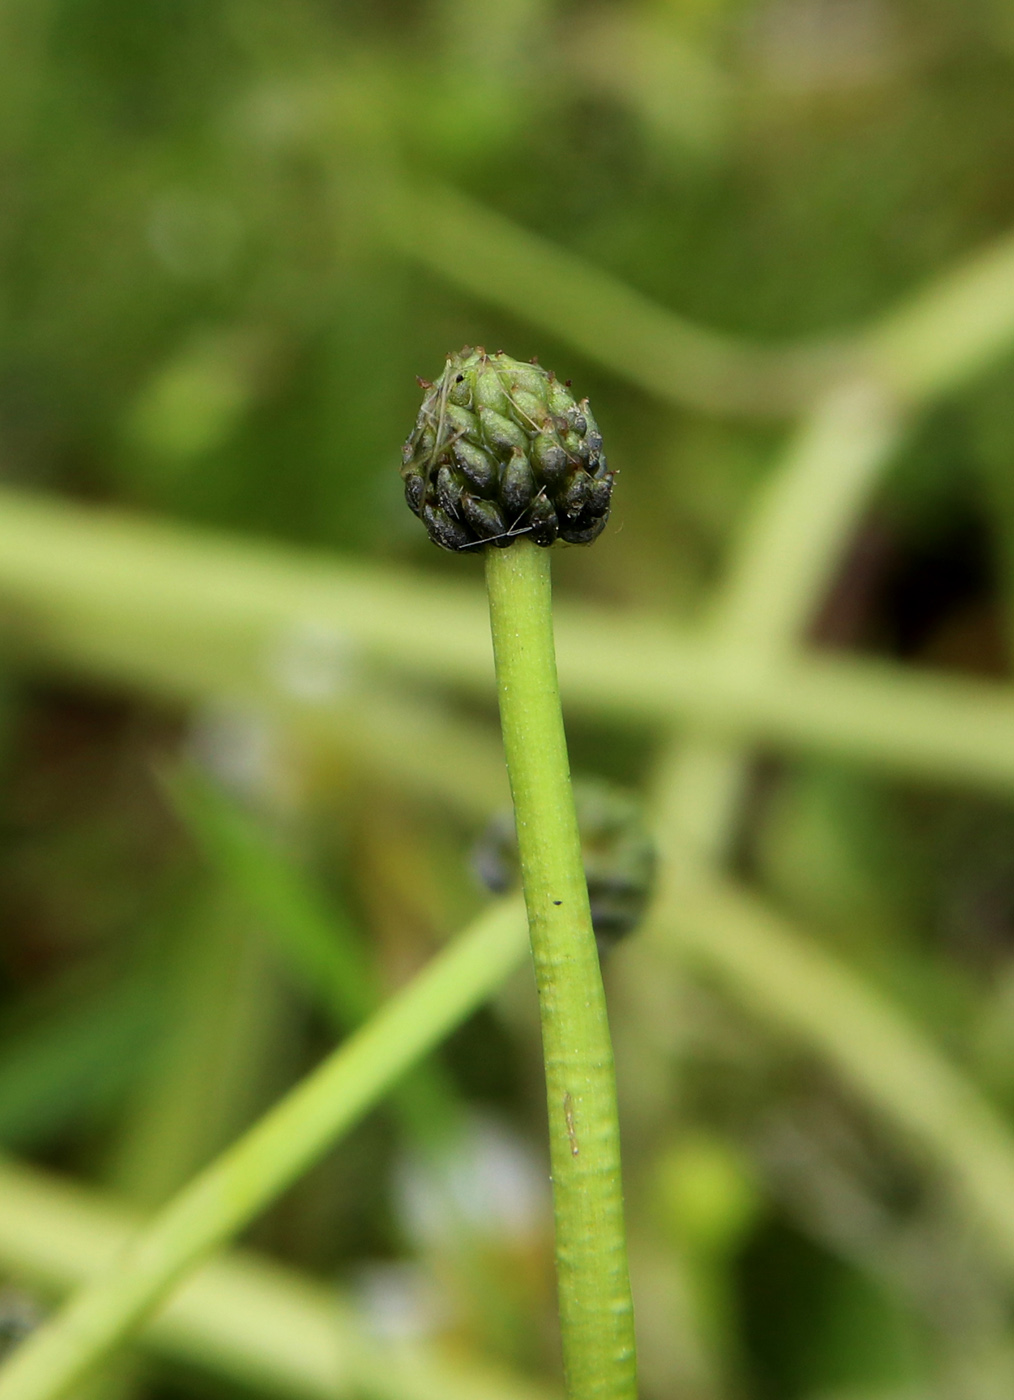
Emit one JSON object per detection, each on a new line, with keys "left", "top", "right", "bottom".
{"left": 502, "top": 449, "right": 536, "bottom": 517}
{"left": 561, "top": 470, "right": 593, "bottom": 518}
{"left": 404, "top": 470, "right": 425, "bottom": 514}
{"left": 453, "top": 439, "right": 497, "bottom": 493}
{"left": 586, "top": 478, "right": 612, "bottom": 515}
{"left": 532, "top": 434, "right": 569, "bottom": 490}
{"left": 461, "top": 492, "right": 507, "bottom": 540}
{"left": 401, "top": 347, "right": 614, "bottom": 552}
{"left": 560, "top": 513, "right": 608, "bottom": 545}
{"left": 436, "top": 465, "right": 460, "bottom": 517}
{"left": 529, "top": 492, "right": 559, "bottom": 547}
{"left": 421, "top": 503, "right": 472, "bottom": 552}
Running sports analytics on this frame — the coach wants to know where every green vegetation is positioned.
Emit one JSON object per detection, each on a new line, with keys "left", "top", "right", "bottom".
{"left": 4, "top": 4, "right": 1014, "bottom": 1399}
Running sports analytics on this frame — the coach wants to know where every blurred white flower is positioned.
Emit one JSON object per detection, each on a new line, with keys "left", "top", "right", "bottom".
{"left": 394, "top": 1114, "right": 549, "bottom": 1251}
{"left": 269, "top": 618, "right": 357, "bottom": 703}
{"left": 350, "top": 1260, "right": 446, "bottom": 1343}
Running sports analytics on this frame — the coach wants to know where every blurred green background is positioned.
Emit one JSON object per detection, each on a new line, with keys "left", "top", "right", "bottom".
{"left": 7, "top": 2, "right": 1014, "bottom": 1398}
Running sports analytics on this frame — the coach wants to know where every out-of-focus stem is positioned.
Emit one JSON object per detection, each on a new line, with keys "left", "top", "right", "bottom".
{"left": 0, "top": 1156, "right": 557, "bottom": 1400}
{"left": 650, "top": 871, "right": 1014, "bottom": 1275}
{"left": 3, "top": 489, "right": 1014, "bottom": 798}
{"left": 0, "top": 898, "right": 528, "bottom": 1400}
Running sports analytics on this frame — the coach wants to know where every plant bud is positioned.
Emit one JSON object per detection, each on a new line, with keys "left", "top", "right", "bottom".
{"left": 401, "top": 348, "right": 614, "bottom": 551}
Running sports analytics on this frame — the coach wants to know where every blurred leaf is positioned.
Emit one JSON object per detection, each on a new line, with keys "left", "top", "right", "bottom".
{"left": 125, "top": 332, "right": 261, "bottom": 470}
{"left": 163, "top": 765, "right": 463, "bottom": 1150}
{"left": 162, "top": 765, "right": 376, "bottom": 1026}
{"left": 0, "top": 963, "right": 163, "bottom": 1150}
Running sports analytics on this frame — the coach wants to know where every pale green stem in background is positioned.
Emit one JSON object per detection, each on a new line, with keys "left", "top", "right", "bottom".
{"left": 0, "top": 1156, "right": 558, "bottom": 1400}
{"left": 378, "top": 180, "right": 853, "bottom": 418}
{"left": 869, "top": 224, "right": 1014, "bottom": 402}
{"left": 706, "top": 381, "right": 901, "bottom": 662}
{"left": 651, "top": 872, "right": 1014, "bottom": 1275}
{"left": 246, "top": 73, "right": 1014, "bottom": 418}
{"left": 639, "top": 257, "right": 1014, "bottom": 1314}
{"left": 7, "top": 856, "right": 1014, "bottom": 1394}
{"left": 0, "top": 899, "right": 528, "bottom": 1400}
{"left": 658, "top": 378, "right": 904, "bottom": 865}
{"left": 376, "top": 174, "right": 1014, "bottom": 418}
{"left": 4, "top": 489, "right": 1014, "bottom": 798}
{"left": 635, "top": 375, "right": 919, "bottom": 1400}
{"left": 484, "top": 539, "right": 636, "bottom": 1400}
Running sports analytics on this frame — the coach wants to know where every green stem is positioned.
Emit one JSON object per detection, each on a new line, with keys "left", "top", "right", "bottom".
{"left": 0, "top": 898, "right": 528, "bottom": 1400}
{"left": 9, "top": 485, "right": 1014, "bottom": 802}
{"left": 484, "top": 539, "right": 636, "bottom": 1400}
{"left": 0, "top": 1158, "right": 555, "bottom": 1400}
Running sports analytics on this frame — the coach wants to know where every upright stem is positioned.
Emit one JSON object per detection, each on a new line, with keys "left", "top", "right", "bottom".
{"left": 484, "top": 538, "right": 636, "bottom": 1400}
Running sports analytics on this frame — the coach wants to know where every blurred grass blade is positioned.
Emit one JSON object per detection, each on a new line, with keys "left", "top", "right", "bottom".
{"left": 108, "top": 892, "right": 294, "bottom": 1211}
{"left": 0, "top": 1155, "right": 557, "bottom": 1400}
{"left": 164, "top": 768, "right": 376, "bottom": 1025}
{"left": 163, "top": 765, "right": 464, "bottom": 1147}
{"left": 0, "top": 897, "right": 528, "bottom": 1400}
{"left": 0, "top": 970, "right": 161, "bottom": 1151}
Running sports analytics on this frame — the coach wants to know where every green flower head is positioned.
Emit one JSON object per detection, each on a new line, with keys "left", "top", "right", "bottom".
{"left": 401, "top": 347, "right": 613, "bottom": 552}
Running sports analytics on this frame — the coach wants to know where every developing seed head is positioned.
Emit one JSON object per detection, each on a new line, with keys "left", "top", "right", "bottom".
{"left": 401, "top": 347, "right": 613, "bottom": 551}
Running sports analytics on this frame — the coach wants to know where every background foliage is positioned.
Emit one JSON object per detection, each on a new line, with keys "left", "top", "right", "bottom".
{"left": 5, "top": 2, "right": 1014, "bottom": 1398}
